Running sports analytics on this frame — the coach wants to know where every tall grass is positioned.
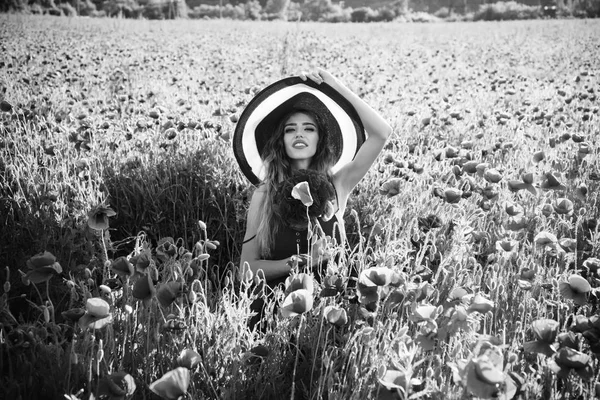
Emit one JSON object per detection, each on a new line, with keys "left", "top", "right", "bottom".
{"left": 1, "top": 15, "right": 599, "bottom": 400}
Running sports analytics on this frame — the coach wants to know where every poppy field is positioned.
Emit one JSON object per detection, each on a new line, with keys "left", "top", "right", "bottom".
{"left": 1, "top": 14, "right": 600, "bottom": 400}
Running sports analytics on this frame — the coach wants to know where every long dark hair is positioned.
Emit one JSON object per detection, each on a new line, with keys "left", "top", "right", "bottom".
{"left": 256, "top": 109, "right": 336, "bottom": 258}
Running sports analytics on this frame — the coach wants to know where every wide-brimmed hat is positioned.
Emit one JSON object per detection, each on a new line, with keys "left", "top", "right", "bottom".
{"left": 233, "top": 77, "right": 366, "bottom": 186}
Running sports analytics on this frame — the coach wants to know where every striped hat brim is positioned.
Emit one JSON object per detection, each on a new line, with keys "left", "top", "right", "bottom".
{"left": 233, "top": 77, "right": 366, "bottom": 186}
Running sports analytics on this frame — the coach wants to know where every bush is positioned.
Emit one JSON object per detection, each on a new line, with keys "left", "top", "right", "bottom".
{"left": 434, "top": 6, "right": 450, "bottom": 18}
{"left": 320, "top": 3, "right": 351, "bottom": 22}
{"left": 189, "top": 3, "right": 246, "bottom": 19}
{"left": 473, "top": 1, "right": 541, "bottom": 21}
{"left": 351, "top": 6, "right": 376, "bottom": 22}
{"left": 396, "top": 11, "right": 441, "bottom": 22}
{"left": 59, "top": 2, "right": 77, "bottom": 15}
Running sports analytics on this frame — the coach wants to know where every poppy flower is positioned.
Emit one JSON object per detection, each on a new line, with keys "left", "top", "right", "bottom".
{"left": 157, "top": 237, "right": 177, "bottom": 262}
{"left": 557, "top": 332, "right": 580, "bottom": 350}
{"left": 504, "top": 202, "right": 523, "bottom": 216}
{"left": 130, "top": 251, "right": 152, "bottom": 272}
{"left": 553, "top": 198, "right": 574, "bottom": 215}
{"left": 280, "top": 289, "right": 313, "bottom": 318}
{"left": 132, "top": 273, "right": 156, "bottom": 304}
{"left": 534, "top": 231, "right": 558, "bottom": 247}
{"left": 323, "top": 305, "right": 348, "bottom": 327}
{"left": 496, "top": 238, "right": 518, "bottom": 253}
{"left": 481, "top": 185, "right": 499, "bottom": 200}
{"left": 444, "top": 188, "right": 463, "bottom": 204}
{"left": 378, "top": 368, "right": 409, "bottom": 394}
{"left": 523, "top": 319, "right": 559, "bottom": 356}
{"left": 450, "top": 342, "right": 507, "bottom": 399}
{"left": 559, "top": 275, "right": 591, "bottom": 306}
{"left": 547, "top": 347, "right": 593, "bottom": 380}
{"left": 583, "top": 258, "right": 600, "bottom": 275}
{"left": 284, "top": 273, "right": 314, "bottom": 297}
{"left": 97, "top": 372, "right": 137, "bottom": 400}
{"left": 540, "top": 172, "right": 566, "bottom": 191}
{"left": 157, "top": 282, "right": 185, "bottom": 308}
{"left": 320, "top": 274, "right": 344, "bottom": 297}
{"left": 358, "top": 267, "right": 399, "bottom": 287}
{"left": 468, "top": 294, "right": 494, "bottom": 314}
{"left": 379, "top": 178, "right": 404, "bottom": 197}
{"left": 476, "top": 162, "right": 489, "bottom": 177}
{"left": 149, "top": 367, "right": 190, "bottom": 400}
{"left": 61, "top": 308, "right": 85, "bottom": 322}
{"left": 177, "top": 349, "right": 202, "bottom": 369}
{"left": 292, "top": 181, "right": 313, "bottom": 207}
{"left": 79, "top": 297, "right": 113, "bottom": 330}
{"left": 532, "top": 151, "right": 545, "bottom": 163}
{"left": 484, "top": 168, "right": 502, "bottom": 183}
{"left": 558, "top": 238, "right": 577, "bottom": 252}
{"left": 506, "top": 215, "right": 528, "bottom": 231}
{"left": 463, "top": 160, "right": 479, "bottom": 174}
{"left": 87, "top": 204, "right": 117, "bottom": 230}
{"left": 111, "top": 257, "right": 134, "bottom": 279}
{"left": 24, "top": 251, "right": 63, "bottom": 284}
{"left": 540, "top": 204, "right": 554, "bottom": 217}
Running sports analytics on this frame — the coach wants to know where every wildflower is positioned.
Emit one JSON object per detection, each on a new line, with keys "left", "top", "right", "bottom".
{"left": 463, "top": 160, "right": 479, "bottom": 174}
{"left": 484, "top": 168, "right": 502, "bottom": 183}
{"left": 359, "top": 267, "right": 399, "bottom": 287}
{"left": 292, "top": 181, "right": 313, "bottom": 207}
{"left": 97, "top": 372, "right": 137, "bottom": 399}
{"left": 523, "top": 319, "right": 559, "bottom": 356}
{"left": 79, "top": 297, "right": 112, "bottom": 330}
{"left": 506, "top": 215, "right": 528, "bottom": 231}
{"left": 156, "top": 237, "right": 177, "bottom": 262}
{"left": 61, "top": 308, "right": 85, "bottom": 322}
{"left": 559, "top": 275, "right": 591, "bottom": 306}
{"left": 540, "top": 203, "right": 554, "bottom": 217}
{"left": 534, "top": 231, "right": 558, "bottom": 247}
{"left": 468, "top": 294, "right": 494, "bottom": 314}
{"left": 540, "top": 172, "right": 566, "bottom": 191}
{"left": 449, "top": 341, "right": 508, "bottom": 399}
{"left": 246, "top": 345, "right": 270, "bottom": 366}
{"left": 547, "top": 347, "right": 593, "bottom": 380}
{"left": 583, "top": 258, "right": 600, "bottom": 275}
{"left": 558, "top": 238, "right": 577, "bottom": 252}
{"left": 379, "top": 178, "right": 403, "bottom": 197}
{"left": 532, "top": 150, "right": 545, "bottom": 163}
{"left": 323, "top": 305, "right": 348, "bottom": 327}
{"left": 378, "top": 368, "right": 409, "bottom": 396}
{"left": 444, "top": 188, "right": 463, "bottom": 204}
{"left": 149, "top": 367, "right": 190, "bottom": 400}
{"left": 280, "top": 289, "right": 313, "bottom": 318}
{"left": 320, "top": 274, "right": 344, "bottom": 297}
{"left": 556, "top": 332, "right": 579, "bottom": 350}
{"left": 284, "top": 273, "right": 314, "bottom": 297}
{"left": 111, "top": 257, "right": 134, "bottom": 279}
{"left": 23, "top": 251, "right": 62, "bottom": 284}
{"left": 496, "top": 238, "right": 518, "bottom": 254}
{"left": 177, "top": 349, "right": 202, "bottom": 369}
{"left": 130, "top": 251, "right": 152, "bottom": 273}
{"left": 132, "top": 273, "right": 156, "bottom": 304}
{"left": 87, "top": 204, "right": 117, "bottom": 230}
{"left": 553, "top": 198, "right": 574, "bottom": 215}
{"left": 157, "top": 282, "right": 185, "bottom": 308}
{"left": 505, "top": 202, "right": 523, "bottom": 216}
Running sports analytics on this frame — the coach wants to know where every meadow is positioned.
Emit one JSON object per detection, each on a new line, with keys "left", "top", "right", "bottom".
{"left": 1, "top": 14, "right": 599, "bottom": 400}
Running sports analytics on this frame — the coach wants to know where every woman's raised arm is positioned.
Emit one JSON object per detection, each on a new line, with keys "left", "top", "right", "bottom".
{"left": 300, "top": 68, "right": 393, "bottom": 193}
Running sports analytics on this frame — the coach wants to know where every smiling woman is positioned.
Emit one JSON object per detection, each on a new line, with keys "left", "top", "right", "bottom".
{"left": 233, "top": 68, "right": 392, "bottom": 329}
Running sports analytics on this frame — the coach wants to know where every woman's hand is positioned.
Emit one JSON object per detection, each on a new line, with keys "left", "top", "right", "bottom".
{"left": 299, "top": 68, "right": 338, "bottom": 88}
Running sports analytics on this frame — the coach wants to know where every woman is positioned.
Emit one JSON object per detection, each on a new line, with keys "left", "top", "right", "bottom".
{"left": 235, "top": 67, "right": 392, "bottom": 291}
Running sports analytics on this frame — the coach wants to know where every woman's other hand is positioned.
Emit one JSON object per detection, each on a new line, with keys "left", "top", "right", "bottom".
{"left": 299, "top": 68, "right": 338, "bottom": 87}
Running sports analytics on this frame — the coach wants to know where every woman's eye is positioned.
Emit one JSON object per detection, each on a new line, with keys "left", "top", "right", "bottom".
{"left": 284, "top": 128, "right": 295, "bottom": 134}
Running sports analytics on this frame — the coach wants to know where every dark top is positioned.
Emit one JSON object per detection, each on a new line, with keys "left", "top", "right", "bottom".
{"left": 267, "top": 215, "right": 343, "bottom": 288}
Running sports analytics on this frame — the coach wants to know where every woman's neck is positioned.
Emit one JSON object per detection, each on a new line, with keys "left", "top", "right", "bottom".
{"left": 290, "top": 159, "right": 311, "bottom": 170}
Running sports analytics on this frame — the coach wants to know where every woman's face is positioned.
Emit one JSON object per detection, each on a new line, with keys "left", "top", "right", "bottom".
{"left": 282, "top": 112, "right": 320, "bottom": 165}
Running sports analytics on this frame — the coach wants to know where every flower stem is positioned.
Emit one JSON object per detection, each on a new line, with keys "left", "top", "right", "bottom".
{"left": 290, "top": 314, "right": 304, "bottom": 400}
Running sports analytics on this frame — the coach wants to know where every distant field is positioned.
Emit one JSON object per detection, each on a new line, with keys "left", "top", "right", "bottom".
{"left": 1, "top": 15, "right": 599, "bottom": 400}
